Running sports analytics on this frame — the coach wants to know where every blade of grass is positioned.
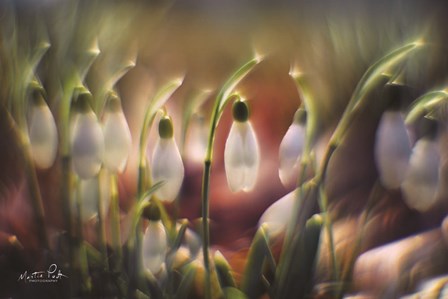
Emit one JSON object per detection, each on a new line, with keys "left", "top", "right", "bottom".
{"left": 274, "top": 214, "right": 323, "bottom": 299}
{"left": 330, "top": 39, "right": 423, "bottom": 146}
{"left": 241, "top": 225, "right": 276, "bottom": 298}
{"left": 405, "top": 89, "right": 448, "bottom": 124}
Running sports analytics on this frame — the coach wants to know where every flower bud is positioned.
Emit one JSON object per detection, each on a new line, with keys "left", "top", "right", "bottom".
{"left": 150, "top": 115, "right": 184, "bottom": 202}
{"left": 142, "top": 220, "right": 168, "bottom": 274}
{"left": 158, "top": 115, "right": 174, "bottom": 139}
{"left": 102, "top": 93, "right": 132, "bottom": 173}
{"left": 71, "top": 93, "right": 104, "bottom": 179}
{"left": 28, "top": 89, "right": 58, "bottom": 169}
{"left": 142, "top": 203, "right": 161, "bottom": 222}
{"left": 232, "top": 99, "right": 249, "bottom": 122}
{"left": 224, "top": 100, "right": 260, "bottom": 192}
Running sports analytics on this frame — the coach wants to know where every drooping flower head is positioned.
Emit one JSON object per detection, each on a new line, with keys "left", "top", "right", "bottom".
{"left": 374, "top": 87, "right": 412, "bottom": 189}
{"left": 402, "top": 119, "right": 441, "bottom": 212}
{"left": 224, "top": 98, "right": 260, "bottom": 192}
{"left": 142, "top": 203, "right": 168, "bottom": 274}
{"left": 28, "top": 88, "right": 58, "bottom": 169}
{"left": 150, "top": 114, "right": 185, "bottom": 202}
{"left": 278, "top": 108, "right": 306, "bottom": 187}
{"left": 71, "top": 92, "right": 104, "bottom": 179}
{"left": 102, "top": 92, "right": 132, "bottom": 173}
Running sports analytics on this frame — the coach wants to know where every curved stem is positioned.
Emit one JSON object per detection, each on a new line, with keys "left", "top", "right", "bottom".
{"left": 110, "top": 173, "right": 122, "bottom": 270}
{"left": 201, "top": 57, "right": 261, "bottom": 298}
{"left": 96, "top": 171, "right": 109, "bottom": 271}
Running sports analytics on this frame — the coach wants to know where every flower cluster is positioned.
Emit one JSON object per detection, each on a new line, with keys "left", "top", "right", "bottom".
{"left": 70, "top": 91, "right": 132, "bottom": 180}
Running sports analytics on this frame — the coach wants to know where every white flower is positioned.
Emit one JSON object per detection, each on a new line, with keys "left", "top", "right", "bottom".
{"left": 71, "top": 97, "right": 104, "bottom": 179}
{"left": 258, "top": 189, "right": 297, "bottom": 237}
{"left": 401, "top": 137, "right": 440, "bottom": 212}
{"left": 28, "top": 94, "right": 58, "bottom": 169}
{"left": 76, "top": 171, "right": 111, "bottom": 222}
{"left": 278, "top": 109, "right": 306, "bottom": 187}
{"left": 142, "top": 220, "right": 168, "bottom": 274}
{"left": 150, "top": 116, "right": 184, "bottom": 202}
{"left": 374, "top": 110, "right": 412, "bottom": 189}
{"left": 224, "top": 100, "right": 260, "bottom": 192}
{"left": 102, "top": 95, "right": 132, "bottom": 173}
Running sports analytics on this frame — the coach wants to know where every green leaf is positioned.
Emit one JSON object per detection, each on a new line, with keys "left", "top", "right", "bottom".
{"left": 171, "top": 219, "right": 189, "bottom": 250}
{"left": 273, "top": 214, "right": 323, "bottom": 299}
{"left": 405, "top": 90, "right": 448, "bottom": 124}
{"left": 217, "top": 57, "right": 261, "bottom": 113}
{"left": 84, "top": 241, "right": 103, "bottom": 269}
{"left": 241, "top": 225, "right": 276, "bottom": 299}
{"left": 174, "top": 263, "right": 197, "bottom": 299}
{"left": 214, "top": 250, "right": 237, "bottom": 289}
{"left": 223, "top": 287, "right": 248, "bottom": 299}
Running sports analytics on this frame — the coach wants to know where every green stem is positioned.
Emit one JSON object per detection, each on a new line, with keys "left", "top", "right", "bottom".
{"left": 97, "top": 171, "right": 109, "bottom": 271}
{"left": 201, "top": 160, "right": 212, "bottom": 299}
{"left": 336, "top": 181, "right": 382, "bottom": 299}
{"left": 110, "top": 173, "right": 123, "bottom": 270}
{"left": 318, "top": 185, "right": 339, "bottom": 283}
{"left": 200, "top": 57, "right": 260, "bottom": 299}
{"left": 75, "top": 179, "right": 92, "bottom": 294}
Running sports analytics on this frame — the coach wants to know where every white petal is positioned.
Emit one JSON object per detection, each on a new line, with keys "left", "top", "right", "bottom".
{"left": 242, "top": 122, "right": 260, "bottom": 191}
{"left": 374, "top": 111, "right": 411, "bottom": 189}
{"left": 224, "top": 121, "right": 260, "bottom": 192}
{"left": 76, "top": 171, "right": 111, "bottom": 222}
{"left": 279, "top": 123, "right": 306, "bottom": 187}
{"left": 402, "top": 138, "right": 440, "bottom": 212}
{"left": 224, "top": 122, "right": 246, "bottom": 192}
{"left": 71, "top": 112, "right": 104, "bottom": 179}
{"left": 151, "top": 138, "right": 185, "bottom": 202}
{"left": 102, "top": 111, "right": 132, "bottom": 173}
{"left": 142, "top": 220, "right": 168, "bottom": 274}
{"left": 258, "top": 189, "right": 297, "bottom": 237}
{"left": 28, "top": 105, "right": 58, "bottom": 169}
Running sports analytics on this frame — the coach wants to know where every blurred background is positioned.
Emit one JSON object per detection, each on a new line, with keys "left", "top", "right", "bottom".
{"left": 1, "top": 0, "right": 448, "bottom": 297}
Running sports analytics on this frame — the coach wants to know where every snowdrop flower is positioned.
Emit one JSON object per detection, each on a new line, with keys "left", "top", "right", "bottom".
{"left": 258, "top": 189, "right": 297, "bottom": 237}
{"left": 278, "top": 108, "right": 306, "bottom": 187}
{"left": 402, "top": 123, "right": 440, "bottom": 212}
{"left": 150, "top": 115, "right": 185, "bottom": 202}
{"left": 102, "top": 93, "right": 132, "bottom": 173}
{"left": 71, "top": 93, "right": 104, "bottom": 179}
{"left": 142, "top": 204, "right": 168, "bottom": 274}
{"left": 224, "top": 99, "right": 260, "bottom": 192}
{"left": 28, "top": 89, "right": 58, "bottom": 169}
{"left": 76, "top": 171, "right": 111, "bottom": 221}
{"left": 374, "top": 106, "right": 411, "bottom": 189}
